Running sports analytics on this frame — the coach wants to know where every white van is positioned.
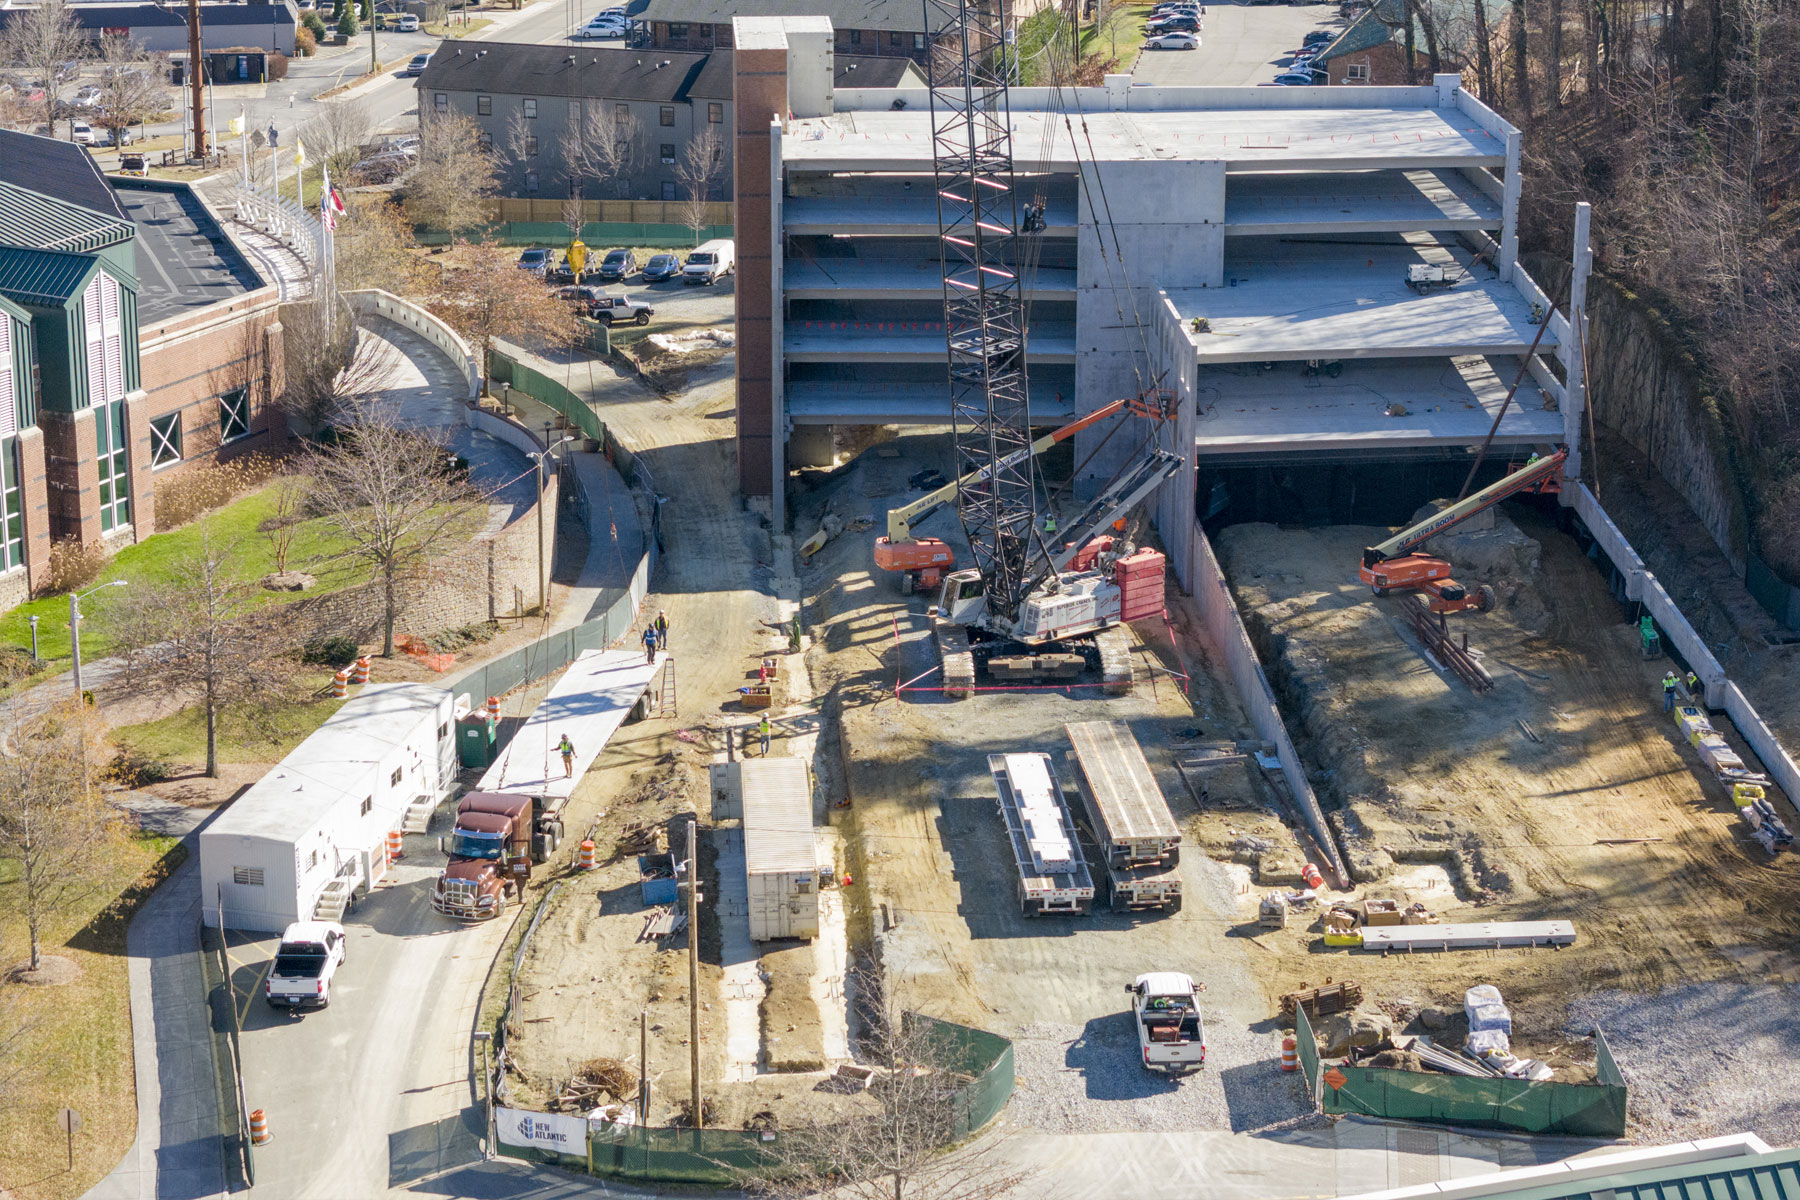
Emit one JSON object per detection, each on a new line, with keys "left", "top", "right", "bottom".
{"left": 682, "top": 239, "right": 734, "bottom": 285}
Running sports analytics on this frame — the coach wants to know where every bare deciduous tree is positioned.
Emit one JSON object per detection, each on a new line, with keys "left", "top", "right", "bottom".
{"left": 263, "top": 473, "right": 304, "bottom": 576}
{"left": 563, "top": 109, "right": 644, "bottom": 201}
{"left": 277, "top": 295, "right": 404, "bottom": 431}
{"left": 298, "top": 96, "right": 375, "bottom": 174}
{"left": 333, "top": 195, "right": 424, "bottom": 294}
{"left": 108, "top": 528, "right": 300, "bottom": 779}
{"left": 90, "top": 39, "right": 169, "bottom": 147}
{"left": 300, "top": 411, "right": 487, "bottom": 655}
{"left": 741, "top": 974, "right": 1031, "bottom": 1200}
{"left": 0, "top": 0, "right": 88, "bottom": 138}
{"left": 403, "top": 109, "right": 498, "bottom": 234}
{"left": 0, "top": 706, "right": 124, "bottom": 972}
{"left": 426, "top": 240, "right": 579, "bottom": 394}
{"left": 674, "top": 127, "right": 724, "bottom": 247}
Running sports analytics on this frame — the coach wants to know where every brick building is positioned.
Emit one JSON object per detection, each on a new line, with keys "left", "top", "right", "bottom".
{"left": 0, "top": 131, "right": 282, "bottom": 607}
{"left": 625, "top": 0, "right": 948, "bottom": 65}
{"left": 1311, "top": 0, "right": 1510, "bottom": 87}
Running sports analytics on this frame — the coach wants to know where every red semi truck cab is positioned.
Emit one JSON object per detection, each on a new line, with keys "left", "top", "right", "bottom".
{"left": 432, "top": 791, "right": 565, "bottom": 920}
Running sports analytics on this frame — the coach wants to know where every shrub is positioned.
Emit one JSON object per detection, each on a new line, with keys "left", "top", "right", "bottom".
{"left": 0, "top": 644, "right": 41, "bottom": 684}
{"left": 295, "top": 24, "right": 318, "bottom": 54}
{"left": 154, "top": 454, "right": 281, "bottom": 530}
{"left": 337, "top": 4, "right": 359, "bottom": 36}
{"left": 107, "top": 752, "right": 173, "bottom": 789}
{"left": 43, "top": 537, "right": 113, "bottom": 595}
{"left": 422, "top": 621, "right": 500, "bottom": 654}
{"left": 301, "top": 634, "right": 360, "bottom": 666}
{"left": 267, "top": 52, "right": 289, "bottom": 81}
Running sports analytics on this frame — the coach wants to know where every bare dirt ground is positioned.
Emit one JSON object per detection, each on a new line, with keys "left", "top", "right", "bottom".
{"left": 1212, "top": 505, "right": 1800, "bottom": 1119}
{"left": 789, "top": 433, "right": 1331, "bottom": 1135}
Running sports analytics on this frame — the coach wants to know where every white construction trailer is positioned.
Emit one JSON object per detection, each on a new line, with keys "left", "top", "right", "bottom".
{"left": 199, "top": 683, "right": 457, "bottom": 932}
{"left": 737, "top": 757, "right": 819, "bottom": 941}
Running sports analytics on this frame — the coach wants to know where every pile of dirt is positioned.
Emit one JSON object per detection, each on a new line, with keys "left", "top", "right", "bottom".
{"left": 759, "top": 941, "right": 826, "bottom": 1072}
{"left": 1415, "top": 501, "right": 1551, "bottom": 632}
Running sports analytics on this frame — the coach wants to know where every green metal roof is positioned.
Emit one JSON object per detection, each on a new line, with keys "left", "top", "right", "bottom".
{"left": 0, "top": 245, "right": 102, "bottom": 309}
{"left": 0, "top": 180, "right": 136, "bottom": 255}
{"left": 1474, "top": 1146, "right": 1800, "bottom": 1200}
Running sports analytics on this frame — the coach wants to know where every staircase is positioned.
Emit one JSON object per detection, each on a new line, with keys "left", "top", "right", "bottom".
{"left": 313, "top": 878, "right": 352, "bottom": 922}
{"left": 401, "top": 794, "right": 438, "bottom": 834}
{"left": 660, "top": 656, "right": 678, "bottom": 718}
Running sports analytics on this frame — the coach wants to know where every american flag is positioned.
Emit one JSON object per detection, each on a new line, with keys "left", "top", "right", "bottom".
{"left": 320, "top": 165, "right": 347, "bottom": 232}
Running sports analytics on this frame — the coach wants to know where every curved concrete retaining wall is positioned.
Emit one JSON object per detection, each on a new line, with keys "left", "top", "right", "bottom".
{"left": 344, "top": 289, "right": 480, "bottom": 402}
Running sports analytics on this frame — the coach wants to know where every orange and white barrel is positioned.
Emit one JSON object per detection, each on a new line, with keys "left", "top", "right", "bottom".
{"left": 1281, "top": 1036, "right": 1298, "bottom": 1072}
{"left": 579, "top": 840, "right": 596, "bottom": 870}
{"left": 332, "top": 669, "right": 351, "bottom": 699}
{"left": 386, "top": 828, "right": 403, "bottom": 860}
{"left": 249, "top": 1108, "right": 272, "bottom": 1145}
{"left": 1301, "top": 863, "right": 1324, "bottom": 890}
{"left": 353, "top": 656, "right": 371, "bottom": 685}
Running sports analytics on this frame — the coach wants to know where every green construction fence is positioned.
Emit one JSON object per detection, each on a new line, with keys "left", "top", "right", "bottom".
{"left": 1295, "top": 1007, "right": 1628, "bottom": 1137}
{"left": 494, "top": 1013, "right": 1014, "bottom": 1186}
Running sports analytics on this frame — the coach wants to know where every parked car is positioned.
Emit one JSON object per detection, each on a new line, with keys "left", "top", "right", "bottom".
{"left": 595, "top": 247, "right": 637, "bottom": 282}
{"left": 1270, "top": 71, "right": 1318, "bottom": 85}
{"left": 547, "top": 256, "right": 578, "bottom": 285}
{"left": 405, "top": 52, "right": 431, "bottom": 76}
{"left": 70, "top": 121, "right": 95, "bottom": 145}
{"left": 1145, "top": 32, "right": 1199, "bottom": 48}
{"left": 641, "top": 252, "right": 681, "bottom": 282}
{"left": 587, "top": 294, "right": 654, "bottom": 325}
{"left": 1146, "top": 16, "right": 1198, "bottom": 32}
{"left": 117, "top": 151, "right": 149, "bottom": 177}
{"left": 574, "top": 17, "right": 626, "bottom": 37}
{"left": 395, "top": 13, "right": 419, "bottom": 30}
{"left": 1302, "top": 29, "right": 1334, "bottom": 45}
{"left": 93, "top": 126, "right": 135, "bottom": 146}
{"left": 558, "top": 283, "right": 607, "bottom": 313}
{"left": 264, "top": 921, "right": 347, "bottom": 1010}
{"left": 72, "top": 85, "right": 101, "bottom": 107}
{"left": 517, "top": 247, "right": 550, "bottom": 275}
{"left": 349, "top": 151, "right": 409, "bottom": 183}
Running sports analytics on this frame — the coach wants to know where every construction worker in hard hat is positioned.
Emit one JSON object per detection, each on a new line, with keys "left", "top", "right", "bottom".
{"left": 1662, "top": 670, "right": 1680, "bottom": 712}
{"left": 654, "top": 609, "right": 669, "bottom": 650}
{"left": 557, "top": 733, "right": 576, "bottom": 778}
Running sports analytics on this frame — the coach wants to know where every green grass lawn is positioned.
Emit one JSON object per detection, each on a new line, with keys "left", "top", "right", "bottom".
{"left": 423, "top": 17, "right": 493, "bottom": 36}
{"left": 1018, "top": 3, "right": 1155, "bottom": 83}
{"left": 0, "top": 482, "right": 369, "bottom": 671}
{"left": 113, "top": 682, "right": 346, "bottom": 768}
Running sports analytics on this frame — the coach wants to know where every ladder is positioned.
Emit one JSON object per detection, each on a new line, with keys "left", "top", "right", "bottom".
{"left": 659, "top": 656, "right": 677, "bottom": 718}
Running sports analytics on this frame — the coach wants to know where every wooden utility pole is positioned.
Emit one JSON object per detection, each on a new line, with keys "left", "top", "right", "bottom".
{"left": 638, "top": 1009, "right": 649, "bottom": 1123}
{"left": 686, "top": 817, "right": 701, "bottom": 1127}
{"left": 186, "top": 0, "right": 207, "bottom": 157}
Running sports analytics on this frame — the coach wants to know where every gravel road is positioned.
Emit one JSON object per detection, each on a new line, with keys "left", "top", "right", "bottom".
{"left": 1009, "top": 1014, "right": 1314, "bottom": 1134}
{"left": 1569, "top": 982, "right": 1800, "bottom": 1145}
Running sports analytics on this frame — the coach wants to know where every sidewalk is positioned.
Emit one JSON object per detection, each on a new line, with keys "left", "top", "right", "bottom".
{"left": 84, "top": 799, "right": 231, "bottom": 1200}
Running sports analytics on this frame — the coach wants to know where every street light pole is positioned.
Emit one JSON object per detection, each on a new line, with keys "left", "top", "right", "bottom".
{"left": 69, "top": 592, "right": 82, "bottom": 700}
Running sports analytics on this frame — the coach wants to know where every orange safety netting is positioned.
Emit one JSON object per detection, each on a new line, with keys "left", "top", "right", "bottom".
{"left": 395, "top": 634, "right": 457, "bottom": 673}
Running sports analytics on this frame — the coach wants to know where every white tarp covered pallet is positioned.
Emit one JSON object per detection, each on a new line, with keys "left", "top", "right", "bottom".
{"left": 1359, "top": 921, "right": 1577, "bottom": 951}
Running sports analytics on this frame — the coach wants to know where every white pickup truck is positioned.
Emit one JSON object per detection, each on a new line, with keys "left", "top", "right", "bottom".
{"left": 1126, "top": 972, "right": 1206, "bottom": 1074}
{"left": 265, "top": 921, "right": 347, "bottom": 1010}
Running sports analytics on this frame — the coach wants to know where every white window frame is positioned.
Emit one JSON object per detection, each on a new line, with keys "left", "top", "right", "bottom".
{"left": 149, "top": 411, "right": 182, "bottom": 468}
{"left": 1344, "top": 60, "right": 1370, "bottom": 82}
{"left": 219, "top": 386, "right": 250, "bottom": 442}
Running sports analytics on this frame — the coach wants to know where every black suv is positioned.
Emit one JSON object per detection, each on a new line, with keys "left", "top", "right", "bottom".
{"left": 596, "top": 248, "right": 637, "bottom": 282}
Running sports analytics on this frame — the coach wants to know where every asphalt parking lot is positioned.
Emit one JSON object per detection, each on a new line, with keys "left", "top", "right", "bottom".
{"left": 1133, "top": 0, "right": 1345, "bottom": 86}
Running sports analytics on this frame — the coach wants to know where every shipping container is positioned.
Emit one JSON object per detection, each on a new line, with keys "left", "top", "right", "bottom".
{"left": 739, "top": 757, "right": 819, "bottom": 941}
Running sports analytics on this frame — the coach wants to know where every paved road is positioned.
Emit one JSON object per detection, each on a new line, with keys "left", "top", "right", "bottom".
{"left": 1133, "top": 0, "right": 1344, "bottom": 86}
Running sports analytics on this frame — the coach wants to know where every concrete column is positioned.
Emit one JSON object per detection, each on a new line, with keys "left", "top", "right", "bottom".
{"left": 1434, "top": 72, "right": 1460, "bottom": 106}
{"left": 1562, "top": 202, "right": 1593, "bottom": 484}
{"left": 769, "top": 124, "right": 786, "bottom": 530}
{"left": 1499, "top": 129, "right": 1522, "bottom": 273}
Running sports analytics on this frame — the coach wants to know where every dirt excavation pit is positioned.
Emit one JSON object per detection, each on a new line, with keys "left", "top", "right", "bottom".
{"left": 790, "top": 434, "right": 1324, "bottom": 1136}
{"left": 1213, "top": 504, "right": 1800, "bottom": 1052}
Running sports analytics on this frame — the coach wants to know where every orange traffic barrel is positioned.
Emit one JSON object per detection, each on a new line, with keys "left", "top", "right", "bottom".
{"left": 1281, "top": 1036, "right": 1298, "bottom": 1072}
{"left": 353, "top": 656, "right": 371, "bottom": 685}
{"left": 249, "top": 1108, "right": 271, "bottom": 1145}
{"left": 486, "top": 695, "right": 501, "bottom": 719}
{"left": 387, "top": 828, "right": 403, "bottom": 860}
{"left": 579, "top": 840, "right": 596, "bottom": 870}
{"left": 1301, "top": 863, "right": 1324, "bottom": 890}
{"left": 332, "top": 669, "right": 350, "bottom": 699}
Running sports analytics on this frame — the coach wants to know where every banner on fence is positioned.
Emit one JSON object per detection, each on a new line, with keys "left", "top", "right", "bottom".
{"left": 497, "top": 1107, "right": 587, "bottom": 1154}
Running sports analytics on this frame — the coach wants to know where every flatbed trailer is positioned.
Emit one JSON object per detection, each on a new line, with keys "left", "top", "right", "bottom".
{"left": 1064, "top": 721, "right": 1183, "bottom": 912}
{"left": 989, "top": 753, "right": 1095, "bottom": 917}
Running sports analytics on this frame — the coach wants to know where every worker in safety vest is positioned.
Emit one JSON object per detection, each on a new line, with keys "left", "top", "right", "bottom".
{"left": 1662, "top": 670, "right": 1681, "bottom": 712}
{"left": 557, "top": 734, "right": 576, "bottom": 778}
{"left": 642, "top": 625, "right": 658, "bottom": 665}
{"left": 758, "top": 716, "right": 772, "bottom": 757}
{"left": 1685, "top": 670, "right": 1700, "bottom": 699}
{"left": 1043, "top": 512, "right": 1057, "bottom": 537}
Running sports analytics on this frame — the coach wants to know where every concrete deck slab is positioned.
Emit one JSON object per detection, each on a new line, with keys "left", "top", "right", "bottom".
{"left": 1193, "top": 355, "right": 1558, "bottom": 454}
{"left": 786, "top": 378, "right": 1079, "bottom": 425}
{"left": 784, "top": 106, "right": 1508, "bottom": 173}
{"left": 1224, "top": 168, "right": 1500, "bottom": 234}
{"left": 1171, "top": 244, "right": 1552, "bottom": 363}
{"left": 784, "top": 321, "right": 1077, "bottom": 363}
{"left": 784, "top": 191, "right": 1078, "bottom": 237}
{"left": 785, "top": 258, "right": 1077, "bottom": 299}
{"left": 479, "top": 647, "right": 666, "bottom": 800}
